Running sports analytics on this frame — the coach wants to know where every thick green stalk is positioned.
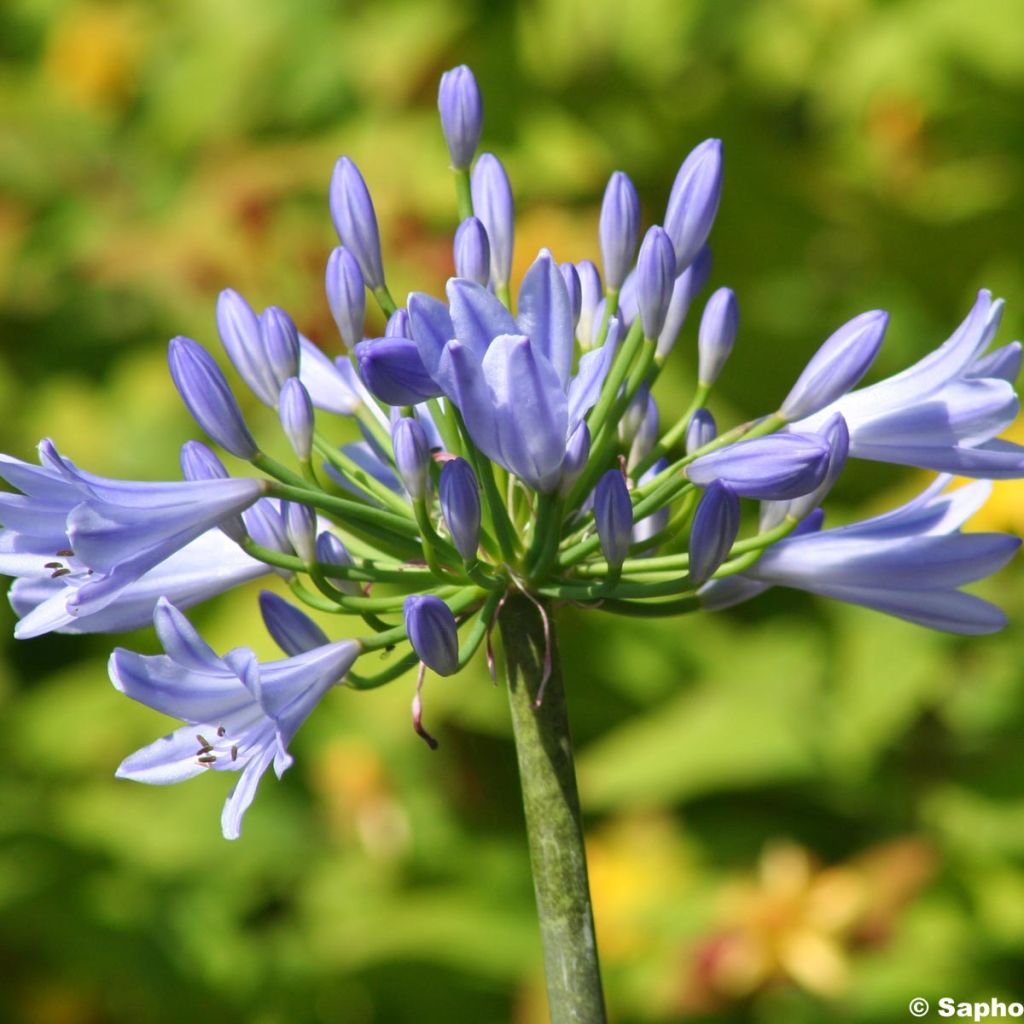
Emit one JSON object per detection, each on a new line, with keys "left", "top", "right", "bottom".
{"left": 499, "top": 595, "right": 607, "bottom": 1024}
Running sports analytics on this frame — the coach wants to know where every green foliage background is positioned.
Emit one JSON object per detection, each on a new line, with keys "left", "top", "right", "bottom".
{"left": 1, "top": 1, "right": 1023, "bottom": 1021}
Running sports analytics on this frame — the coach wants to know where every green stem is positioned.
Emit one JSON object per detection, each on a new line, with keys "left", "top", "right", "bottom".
{"left": 454, "top": 168, "right": 474, "bottom": 221}
{"left": 499, "top": 595, "right": 607, "bottom": 1024}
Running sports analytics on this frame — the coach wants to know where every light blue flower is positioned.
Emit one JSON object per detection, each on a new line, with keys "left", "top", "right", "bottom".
{"left": 112, "top": 598, "right": 361, "bottom": 839}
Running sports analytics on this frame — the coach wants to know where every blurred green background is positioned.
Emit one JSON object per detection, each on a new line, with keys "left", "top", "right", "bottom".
{"left": 2, "top": 0, "right": 1024, "bottom": 1021}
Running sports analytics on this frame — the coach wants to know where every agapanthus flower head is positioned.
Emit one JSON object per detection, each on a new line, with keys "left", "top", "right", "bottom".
{"left": 2, "top": 62, "right": 1022, "bottom": 839}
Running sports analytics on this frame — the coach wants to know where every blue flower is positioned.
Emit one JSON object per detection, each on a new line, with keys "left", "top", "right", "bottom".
{"left": 0, "top": 441, "right": 267, "bottom": 635}
{"left": 700, "top": 478, "right": 1020, "bottom": 634}
{"left": 112, "top": 598, "right": 361, "bottom": 839}
{"left": 790, "top": 291, "right": 1024, "bottom": 477}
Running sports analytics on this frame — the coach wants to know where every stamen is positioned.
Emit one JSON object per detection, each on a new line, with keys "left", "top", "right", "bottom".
{"left": 56, "top": 548, "right": 74, "bottom": 557}
{"left": 195, "top": 734, "right": 213, "bottom": 752}
{"left": 50, "top": 568, "right": 71, "bottom": 579}
{"left": 216, "top": 725, "right": 226, "bottom": 737}
{"left": 230, "top": 745, "right": 238, "bottom": 762}
{"left": 197, "top": 754, "right": 217, "bottom": 765}
{"left": 411, "top": 663, "right": 439, "bottom": 750}
{"left": 43, "top": 562, "right": 63, "bottom": 569}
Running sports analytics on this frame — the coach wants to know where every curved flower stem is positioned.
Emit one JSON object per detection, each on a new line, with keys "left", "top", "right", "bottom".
{"left": 454, "top": 168, "right": 474, "bottom": 221}
{"left": 499, "top": 594, "right": 607, "bottom": 1024}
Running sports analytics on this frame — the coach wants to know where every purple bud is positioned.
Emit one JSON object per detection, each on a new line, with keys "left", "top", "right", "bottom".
{"left": 636, "top": 226, "right": 677, "bottom": 339}
{"left": 325, "top": 246, "right": 366, "bottom": 349}
{"left": 354, "top": 337, "right": 444, "bottom": 406}
{"left": 259, "top": 591, "right": 329, "bottom": 657}
{"left": 559, "top": 262, "right": 582, "bottom": 330}
{"left": 392, "top": 417, "right": 431, "bottom": 499}
{"left": 168, "top": 336, "right": 258, "bottom": 459}
{"left": 439, "top": 457, "right": 481, "bottom": 560}
{"left": 760, "top": 413, "right": 850, "bottom": 529}
{"left": 180, "top": 440, "right": 246, "bottom": 543}
{"left": 689, "top": 481, "right": 741, "bottom": 584}
{"left": 454, "top": 217, "right": 491, "bottom": 286}
{"left": 282, "top": 501, "right": 316, "bottom": 563}
{"left": 686, "top": 432, "right": 831, "bottom": 501}
{"left": 780, "top": 310, "right": 888, "bottom": 421}
{"left": 385, "top": 308, "right": 410, "bottom": 338}
{"left": 279, "top": 377, "right": 315, "bottom": 461}
{"left": 619, "top": 383, "right": 652, "bottom": 447}
{"left": 627, "top": 390, "right": 660, "bottom": 472}
{"left": 632, "top": 458, "right": 670, "bottom": 550}
{"left": 471, "top": 153, "right": 514, "bottom": 287}
{"left": 665, "top": 138, "right": 723, "bottom": 270}
{"left": 216, "top": 289, "right": 278, "bottom": 405}
{"left": 599, "top": 171, "right": 641, "bottom": 291}
{"left": 698, "top": 287, "right": 739, "bottom": 387}
{"left": 404, "top": 594, "right": 459, "bottom": 676}
{"left": 594, "top": 469, "right": 633, "bottom": 569}
{"left": 656, "top": 246, "right": 712, "bottom": 359}
{"left": 259, "top": 306, "right": 300, "bottom": 390}
{"left": 685, "top": 408, "right": 717, "bottom": 454}
{"left": 576, "top": 260, "right": 603, "bottom": 350}
{"left": 315, "top": 531, "right": 359, "bottom": 595}
{"left": 438, "top": 65, "right": 483, "bottom": 170}
{"left": 243, "top": 499, "right": 291, "bottom": 557}
{"left": 329, "top": 156, "right": 385, "bottom": 289}
{"left": 558, "top": 422, "right": 591, "bottom": 497}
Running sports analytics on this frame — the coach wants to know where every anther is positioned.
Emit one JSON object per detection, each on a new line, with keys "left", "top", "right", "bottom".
{"left": 56, "top": 548, "right": 74, "bottom": 557}
{"left": 217, "top": 725, "right": 226, "bottom": 737}
{"left": 50, "top": 568, "right": 71, "bottom": 578}
{"left": 197, "top": 754, "right": 217, "bottom": 765}
{"left": 195, "top": 734, "right": 212, "bottom": 752}
{"left": 43, "top": 562, "right": 63, "bottom": 569}
{"left": 230, "top": 746, "right": 238, "bottom": 762}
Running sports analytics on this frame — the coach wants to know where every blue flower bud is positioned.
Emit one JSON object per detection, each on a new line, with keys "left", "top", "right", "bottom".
{"left": 216, "top": 289, "right": 278, "bottom": 405}
{"left": 685, "top": 408, "right": 717, "bottom": 454}
{"left": 559, "top": 262, "right": 582, "bottom": 330}
{"left": 329, "top": 156, "right": 385, "bottom": 289}
{"left": 259, "top": 306, "right": 300, "bottom": 390}
{"left": 575, "top": 259, "right": 602, "bottom": 350}
{"left": 385, "top": 308, "right": 410, "bottom": 338}
{"left": 259, "top": 591, "right": 329, "bottom": 657}
{"left": 665, "top": 138, "right": 723, "bottom": 270}
{"left": 779, "top": 310, "right": 888, "bottom": 422}
{"left": 760, "top": 413, "right": 850, "bottom": 530}
{"left": 599, "top": 171, "right": 641, "bottom": 291}
{"left": 243, "top": 499, "right": 291, "bottom": 557}
{"left": 454, "top": 216, "right": 490, "bottom": 285}
{"left": 354, "top": 337, "right": 444, "bottom": 406}
{"left": 627, "top": 390, "right": 660, "bottom": 472}
{"left": 315, "top": 530, "right": 359, "bottom": 595}
{"left": 168, "top": 336, "right": 258, "bottom": 459}
{"left": 404, "top": 594, "right": 459, "bottom": 676}
{"left": 619, "top": 383, "right": 652, "bottom": 448}
{"left": 180, "top": 440, "right": 247, "bottom": 544}
{"left": 698, "top": 287, "right": 739, "bottom": 387}
{"left": 656, "top": 246, "right": 712, "bottom": 359}
{"left": 558, "top": 422, "right": 590, "bottom": 497}
{"left": 282, "top": 500, "right": 316, "bottom": 564}
{"left": 689, "top": 481, "right": 741, "bottom": 584}
{"left": 471, "top": 153, "right": 514, "bottom": 287}
{"left": 594, "top": 469, "right": 633, "bottom": 569}
{"left": 438, "top": 65, "right": 483, "bottom": 170}
{"left": 279, "top": 377, "right": 315, "bottom": 461}
{"left": 686, "top": 433, "right": 831, "bottom": 501}
{"left": 325, "top": 246, "right": 366, "bottom": 349}
{"left": 439, "top": 457, "right": 481, "bottom": 560}
{"left": 392, "top": 417, "right": 431, "bottom": 499}
{"left": 636, "top": 226, "right": 677, "bottom": 339}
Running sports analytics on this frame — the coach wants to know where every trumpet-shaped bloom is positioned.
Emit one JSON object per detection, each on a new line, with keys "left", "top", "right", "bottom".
{"left": 791, "top": 291, "right": 1024, "bottom": 478}
{"left": 0, "top": 441, "right": 266, "bottom": 634}
{"left": 112, "top": 599, "right": 361, "bottom": 838}
{"left": 701, "top": 478, "right": 1020, "bottom": 634}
